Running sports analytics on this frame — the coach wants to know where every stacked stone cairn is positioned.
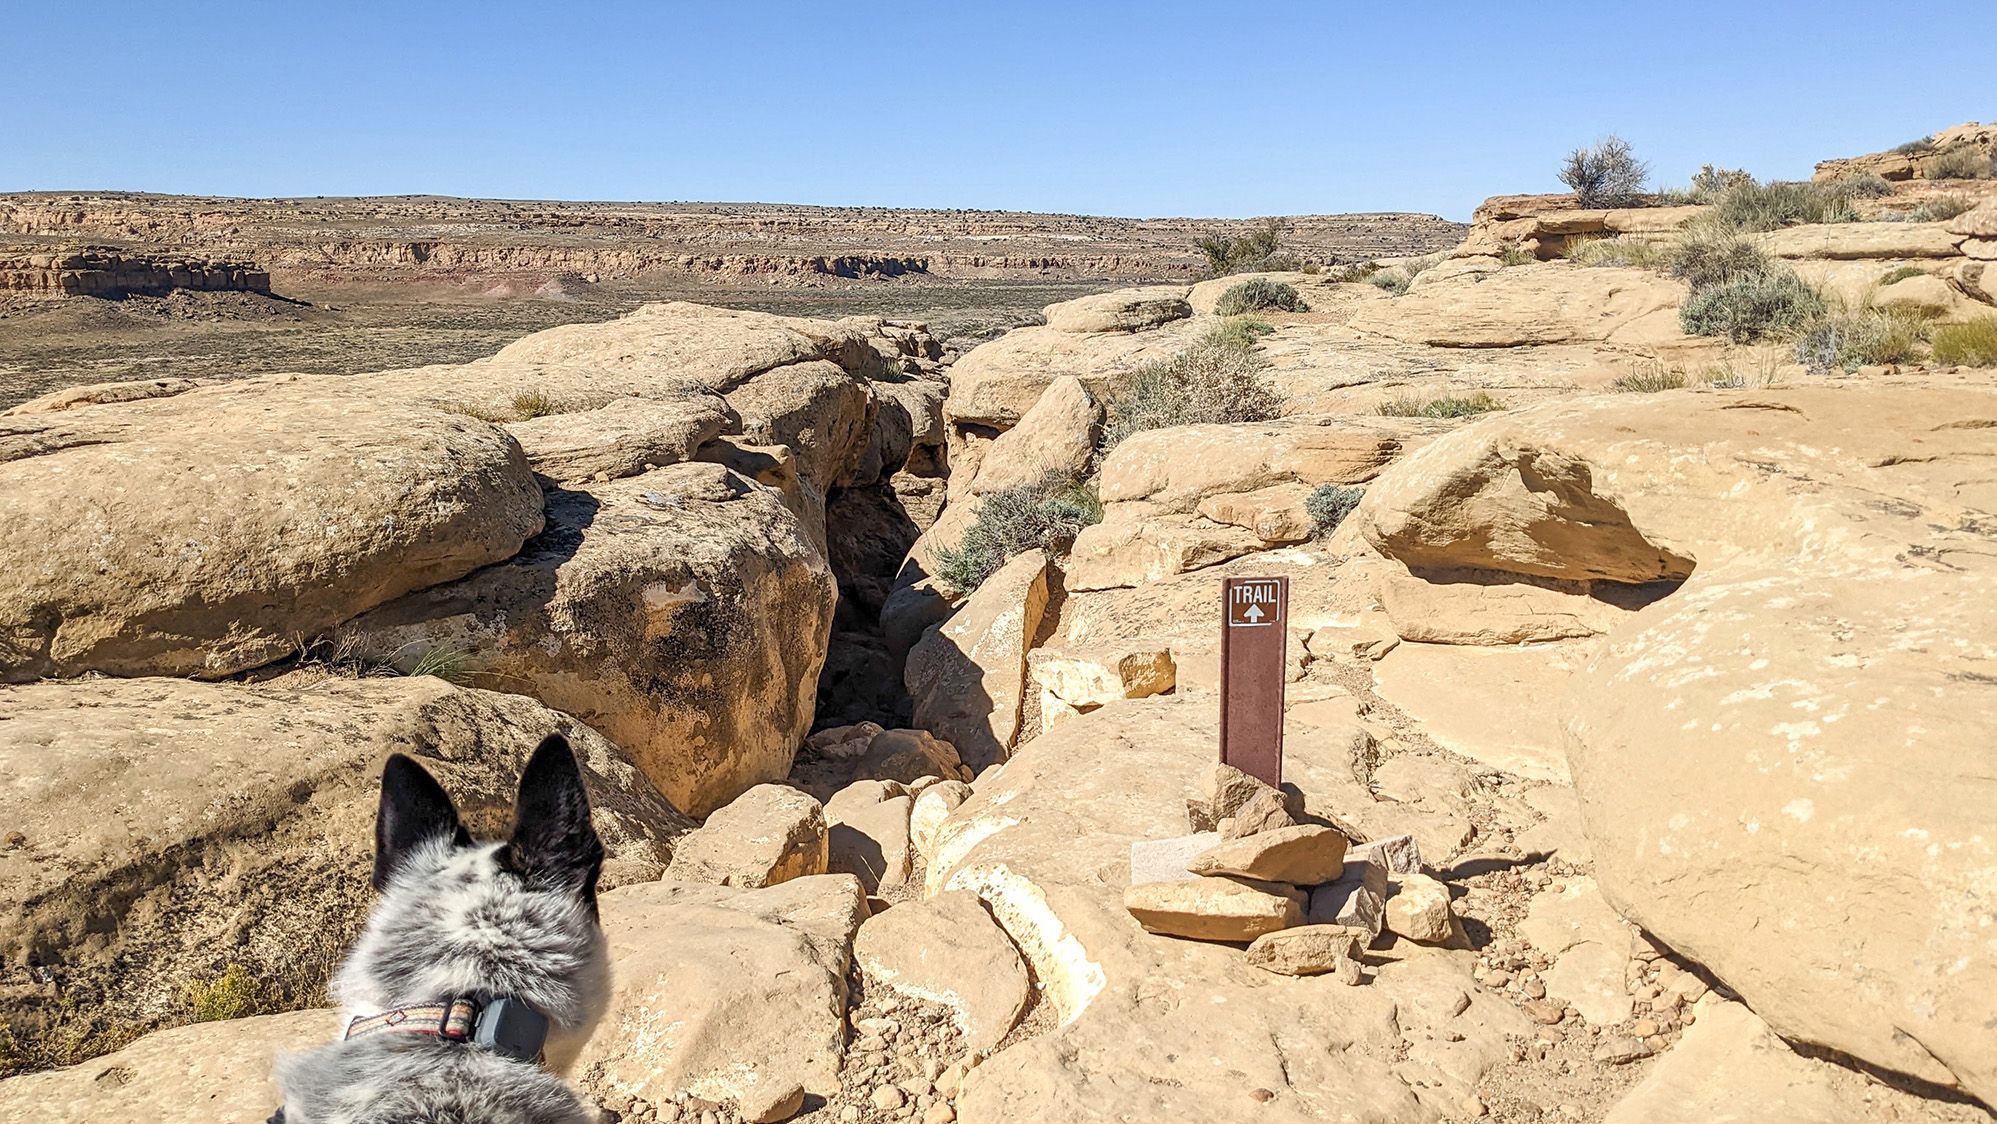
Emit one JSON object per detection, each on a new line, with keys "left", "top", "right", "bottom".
{"left": 1122, "top": 764, "right": 1461, "bottom": 980}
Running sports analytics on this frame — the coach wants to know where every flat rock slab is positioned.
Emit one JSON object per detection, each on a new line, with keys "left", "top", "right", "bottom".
{"left": 1128, "top": 832, "right": 1220, "bottom": 886}
{"left": 1123, "top": 877, "right": 1304, "bottom": 942}
{"left": 578, "top": 875, "right": 868, "bottom": 1109}
{"left": 854, "top": 891, "right": 1030, "bottom": 1056}
{"left": 1188, "top": 824, "right": 1350, "bottom": 885}
{"left": 664, "top": 783, "right": 827, "bottom": 889}
{"left": 0, "top": 1010, "right": 330, "bottom": 1124}
{"left": 1245, "top": 925, "right": 1367, "bottom": 978}
{"left": 1603, "top": 1000, "right": 1839, "bottom": 1124}
{"left": 1372, "top": 641, "right": 1591, "bottom": 783}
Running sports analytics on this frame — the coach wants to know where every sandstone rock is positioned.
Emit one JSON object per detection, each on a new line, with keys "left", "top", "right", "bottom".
{"left": 930, "top": 696, "right": 1531, "bottom": 1120}
{"left": 1187, "top": 824, "right": 1350, "bottom": 885}
{"left": 1946, "top": 203, "right": 1997, "bottom": 238}
{"left": 829, "top": 794, "right": 914, "bottom": 894}
{"left": 1063, "top": 512, "right": 1268, "bottom": 590}
{"left": 1752, "top": 221, "right": 1964, "bottom": 260}
{"left": 347, "top": 461, "right": 836, "bottom": 817}
{"left": 1098, "top": 418, "right": 1410, "bottom": 515}
{"left": 909, "top": 780, "right": 973, "bottom": 861}
{"left": 1377, "top": 565, "right": 1633, "bottom": 645}
{"left": 504, "top": 392, "right": 735, "bottom": 483}
{"left": 664, "top": 784, "right": 828, "bottom": 889}
{"left": 1383, "top": 873, "right": 1454, "bottom": 944}
{"left": 0, "top": 1009, "right": 328, "bottom": 1124}
{"left": 1870, "top": 273, "right": 1963, "bottom": 317}
{"left": 1244, "top": 924, "right": 1366, "bottom": 977}
{"left": 905, "top": 550, "right": 1049, "bottom": 771}
{"left": 0, "top": 378, "right": 544, "bottom": 681}
{"left": 1602, "top": 1000, "right": 1841, "bottom": 1124}
{"left": 1026, "top": 641, "right": 1176, "bottom": 707}
{"left": 1221, "top": 789, "right": 1298, "bottom": 838}
{"left": 0, "top": 675, "right": 685, "bottom": 1059}
{"left": 1356, "top": 421, "right": 1696, "bottom": 584}
{"left": 966, "top": 376, "right": 1100, "bottom": 495}
{"left": 1122, "top": 877, "right": 1304, "bottom": 941}
{"left": 1348, "top": 834, "right": 1421, "bottom": 876}
{"left": 579, "top": 875, "right": 867, "bottom": 1110}
{"left": 739, "top": 1081, "right": 808, "bottom": 1124}
{"left": 854, "top": 891, "right": 1030, "bottom": 1056}
{"left": 1195, "top": 482, "right": 1317, "bottom": 544}
{"left": 1201, "top": 762, "right": 1280, "bottom": 821}
{"left": 1538, "top": 385, "right": 1997, "bottom": 1101}
{"left": 944, "top": 320, "right": 1198, "bottom": 430}
{"left": 1042, "top": 286, "right": 1192, "bottom": 333}
{"left": 1127, "top": 831, "right": 1221, "bottom": 886}
{"left": 850, "top": 728, "right": 968, "bottom": 788}
{"left": 1348, "top": 263, "right": 1684, "bottom": 348}
{"left": 1372, "top": 641, "right": 1593, "bottom": 784}
{"left": 1310, "top": 858, "right": 1389, "bottom": 938}
{"left": 824, "top": 778, "right": 901, "bottom": 823}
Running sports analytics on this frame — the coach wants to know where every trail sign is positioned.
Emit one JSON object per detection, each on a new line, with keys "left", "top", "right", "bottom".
{"left": 1219, "top": 576, "right": 1288, "bottom": 787}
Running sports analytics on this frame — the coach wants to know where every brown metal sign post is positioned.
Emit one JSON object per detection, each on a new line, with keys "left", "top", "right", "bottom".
{"left": 1219, "top": 576, "right": 1287, "bottom": 788}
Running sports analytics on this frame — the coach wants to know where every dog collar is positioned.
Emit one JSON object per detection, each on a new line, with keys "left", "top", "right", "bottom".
{"left": 344, "top": 996, "right": 549, "bottom": 1063}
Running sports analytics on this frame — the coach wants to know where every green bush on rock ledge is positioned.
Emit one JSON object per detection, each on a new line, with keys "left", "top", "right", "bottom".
{"left": 935, "top": 478, "right": 1102, "bottom": 593}
{"left": 1214, "top": 278, "right": 1308, "bottom": 316}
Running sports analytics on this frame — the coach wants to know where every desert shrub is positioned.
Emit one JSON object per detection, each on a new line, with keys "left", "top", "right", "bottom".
{"left": 1790, "top": 307, "right": 1930, "bottom": 374}
{"left": 1559, "top": 135, "right": 1650, "bottom": 208}
{"left": 1101, "top": 324, "right": 1283, "bottom": 448}
{"left": 1215, "top": 278, "right": 1307, "bottom": 316}
{"left": 1925, "top": 146, "right": 1994, "bottom": 180}
{"left": 1678, "top": 268, "right": 1827, "bottom": 342}
{"left": 1298, "top": 261, "right": 1322, "bottom": 275}
{"left": 1609, "top": 363, "right": 1689, "bottom": 392}
{"left": 1666, "top": 229, "right": 1771, "bottom": 289}
{"left": 1326, "top": 261, "right": 1382, "bottom": 284}
{"left": 1686, "top": 164, "right": 1756, "bottom": 202}
{"left": 408, "top": 645, "right": 476, "bottom": 684}
{"left": 1195, "top": 218, "right": 1297, "bottom": 277}
{"left": 1930, "top": 318, "right": 1997, "bottom": 366}
{"left": 1208, "top": 316, "right": 1275, "bottom": 350}
{"left": 510, "top": 390, "right": 559, "bottom": 419}
{"left": 1375, "top": 390, "right": 1503, "bottom": 419}
{"left": 1702, "top": 178, "right": 1860, "bottom": 231}
{"left": 1498, "top": 241, "right": 1536, "bottom": 266}
{"left": 934, "top": 479, "right": 1102, "bottom": 591}
{"left": 1895, "top": 194, "right": 1976, "bottom": 223}
{"left": 1366, "top": 254, "right": 1443, "bottom": 296}
{"left": 1305, "top": 483, "right": 1365, "bottom": 536}
{"left": 1877, "top": 265, "right": 1927, "bottom": 286}
{"left": 1565, "top": 236, "right": 1669, "bottom": 269}
{"left": 1893, "top": 136, "right": 1936, "bottom": 156}
{"left": 186, "top": 964, "right": 258, "bottom": 1023}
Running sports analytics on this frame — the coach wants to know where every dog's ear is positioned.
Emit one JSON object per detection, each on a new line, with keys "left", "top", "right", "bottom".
{"left": 374, "top": 754, "right": 471, "bottom": 891}
{"left": 500, "top": 734, "right": 604, "bottom": 908}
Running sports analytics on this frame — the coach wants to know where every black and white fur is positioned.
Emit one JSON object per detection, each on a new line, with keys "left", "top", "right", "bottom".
{"left": 276, "top": 735, "right": 609, "bottom": 1124}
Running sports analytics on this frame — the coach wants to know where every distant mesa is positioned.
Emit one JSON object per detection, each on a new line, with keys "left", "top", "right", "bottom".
{"left": 0, "top": 246, "right": 270, "bottom": 298}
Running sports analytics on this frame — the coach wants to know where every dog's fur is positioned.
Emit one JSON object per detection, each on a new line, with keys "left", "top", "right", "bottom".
{"left": 276, "top": 735, "right": 610, "bottom": 1124}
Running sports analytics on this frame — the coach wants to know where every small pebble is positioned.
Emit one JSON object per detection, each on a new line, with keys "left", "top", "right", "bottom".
{"left": 872, "top": 1086, "right": 906, "bottom": 1112}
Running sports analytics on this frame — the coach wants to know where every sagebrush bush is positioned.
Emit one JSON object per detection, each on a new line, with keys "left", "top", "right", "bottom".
{"left": 1215, "top": 278, "right": 1308, "bottom": 316}
{"left": 1925, "top": 146, "right": 1994, "bottom": 180}
{"left": 1877, "top": 265, "right": 1927, "bottom": 286}
{"left": 186, "top": 964, "right": 258, "bottom": 1023}
{"left": 1930, "top": 318, "right": 1997, "bottom": 366}
{"left": 1678, "top": 269, "right": 1827, "bottom": 342}
{"left": 1559, "top": 136, "right": 1650, "bottom": 207}
{"left": 1195, "top": 218, "right": 1297, "bottom": 277}
{"left": 1101, "top": 324, "right": 1283, "bottom": 448}
{"left": 1609, "top": 363, "right": 1689, "bottom": 392}
{"left": 1498, "top": 241, "right": 1536, "bottom": 266}
{"left": 1666, "top": 229, "right": 1771, "bottom": 289}
{"left": 1701, "top": 178, "right": 1863, "bottom": 231}
{"left": 1375, "top": 390, "right": 1503, "bottom": 419}
{"left": 1895, "top": 194, "right": 1976, "bottom": 222}
{"left": 1326, "top": 262, "right": 1382, "bottom": 284}
{"left": 1893, "top": 137, "right": 1936, "bottom": 156}
{"left": 1790, "top": 306, "right": 1931, "bottom": 375}
{"left": 1305, "top": 484, "right": 1364, "bottom": 537}
{"left": 1207, "top": 316, "right": 1275, "bottom": 350}
{"left": 1686, "top": 164, "right": 1756, "bottom": 201}
{"left": 1565, "top": 236, "right": 1670, "bottom": 269}
{"left": 934, "top": 479, "right": 1103, "bottom": 592}
{"left": 1366, "top": 255, "right": 1442, "bottom": 296}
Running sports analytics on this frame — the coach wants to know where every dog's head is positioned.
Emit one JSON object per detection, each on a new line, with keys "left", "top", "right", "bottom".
{"left": 330, "top": 734, "right": 610, "bottom": 1072}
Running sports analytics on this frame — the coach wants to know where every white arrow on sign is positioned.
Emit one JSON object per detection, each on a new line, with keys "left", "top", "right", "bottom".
{"left": 1242, "top": 603, "right": 1265, "bottom": 623}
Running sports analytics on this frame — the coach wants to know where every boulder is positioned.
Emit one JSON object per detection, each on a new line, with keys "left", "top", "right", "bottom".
{"left": 1026, "top": 641, "right": 1176, "bottom": 708}
{"left": 943, "top": 320, "right": 1199, "bottom": 430}
{"left": 1308, "top": 857, "right": 1388, "bottom": 937}
{"left": 1601, "top": 1000, "right": 1867, "bottom": 1124}
{"left": 853, "top": 890, "right": 1030, "bottom": 1056}
{"left": 1376, "top": 565, "right": 1635, "bottom": 645}
{"left": 1244, "top": 925, "right": 1367, "bottom": 978}
{"left": 503, "top": 392, "right": 735, "bottom": 483}
{"left": 346, "top": 461, "right": 837, "bottom": 817}
{"left": 0, "top": 674, "right": 686, "bottom": 1062}
{"left": 1752, "top": 221, "right": 1964, "bottom": 260}
{"left": 1347, "top": 263, "right": 1684, "bottom": 348}
{"left": 1382, "top": 873, "right": 1455, "bottom": 945}
{"left": 1041, "top": 286, "right": 1192, "bottom": 333}
{"left": 909, "top": 780, "right": 973, "bottom": 861}
{"left": 1221, "top": 788, "right": 1298, "bottom": 838}
{"left": 905, "top": 551, "right": 1050, "bottom": 771}
{"left": 1187, "top": 825, "right": 1350, "bottom": 885}
{"left": 577, "top": 875, "right": 867, "bottom": 1110}
{"left": 1121, "top": 877, "right": 1305, "bottom": 942}
{"left": 1063, "top": 513, "right": 1268, "bottom": 590}
{"left": 0, "top": 1010, "right": 329, "bottom": 1124}
{"left": 829, "top": 794, "right": 914, "bottom": 894}
{"left": 663, "top": 784, "right": 828, "bottom": 889}
{"left": 928, "top": 696, "right": 1531, "bottom": 1121}
{"left": 966, "top": 376, "right": 1101, "bottom": 496}
{"left": 1195, "top": 482, "right": 1317, "bottom": 543}
{"left": 1098, "top": 418, "right": 1410, "bottom": 516}
{"left": 0, "top": 378, "right": 544, "bottom": 681}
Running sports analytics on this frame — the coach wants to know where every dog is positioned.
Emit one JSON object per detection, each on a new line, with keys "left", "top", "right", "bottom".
{"left": 274, "top": 734, "right": 610, "bottom": 1124}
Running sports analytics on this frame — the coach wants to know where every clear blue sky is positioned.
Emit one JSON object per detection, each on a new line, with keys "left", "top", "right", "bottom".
{"left": 4, "top": 1, "right": 1990, "bottom": 221}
